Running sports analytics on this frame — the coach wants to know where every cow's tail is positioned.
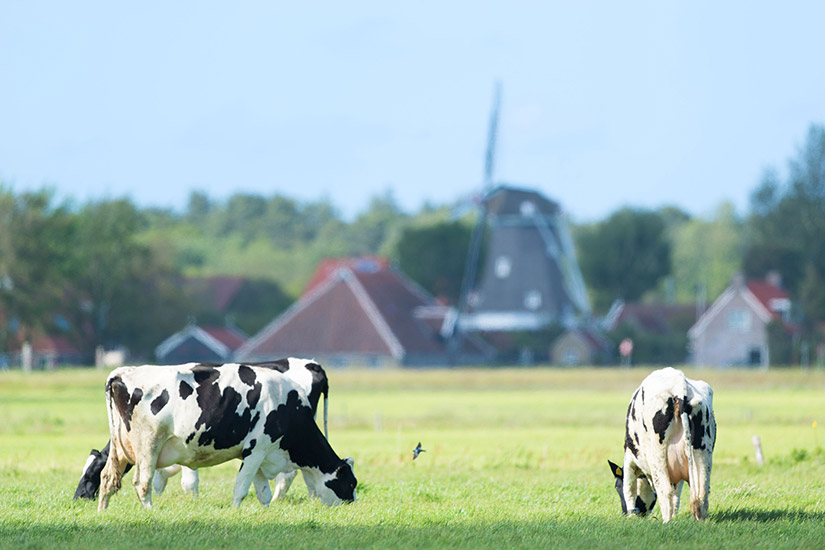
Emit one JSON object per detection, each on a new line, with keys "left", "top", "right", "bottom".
{"left": 676, "top": 376, "right": 696, "bottom": 491}
{"left": 323, "top": 388, "right": 329, "bottom": 439}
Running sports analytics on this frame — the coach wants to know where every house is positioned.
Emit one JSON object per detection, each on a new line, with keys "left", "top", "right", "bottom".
{"left": 688, "top": 272, "right": 792, "bottom": 367}
{"left": 155, "top": 322, "right": 247, "bottom": 364}
{"left": 235, "top": 257, "right": 491, "bottom": 367}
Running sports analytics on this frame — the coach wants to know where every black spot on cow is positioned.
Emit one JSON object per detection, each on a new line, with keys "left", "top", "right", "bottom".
{"left": 108, "top": 376, "right": 143, "bottom": 431}
{"left": 185, "top": 432, "right": 196, "bottom": 444}
{"left": 242, "top": 439, "right": 257, "bottom": 459}
{"left": 689, "top": 409, "right": 706, "bottom": 450}
{"left": 192, "top": 364, "right": 221, "bottom": 385}
{"left": 179, "top": 380, "right": 194, "bottom": 400}
{"left": 652, "top": 397, "right": 675, "bottom": 444}
{"left": 238, "top": 364, "right": 257, "bottom": 386}
{"left": 625, "top": 427, "right": 639, "bottom": 457}
{"left": 246, "top": 382, "right": 262, "bottom": 410}
{"left": 192, "top": 365, "right": 260, "bottom": 450}
{"left": 628, "top": 389, "right": 639, "bottom": 421}
{"left": 151, "top": 389, "right": 169, "bottom": 415}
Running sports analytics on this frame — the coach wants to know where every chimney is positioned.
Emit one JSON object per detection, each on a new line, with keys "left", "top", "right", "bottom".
{"left": 766, "top": 271, "right": 782, "bottom": 288}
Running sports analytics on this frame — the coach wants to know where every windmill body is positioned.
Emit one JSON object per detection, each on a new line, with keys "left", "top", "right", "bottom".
{"left": 456, "top": 185, "right": 591, "bottom": 333}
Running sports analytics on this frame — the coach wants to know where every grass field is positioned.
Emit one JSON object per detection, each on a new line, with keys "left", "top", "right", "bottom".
{"left": 1, "top": 366, "right": 824, "bottom": 549}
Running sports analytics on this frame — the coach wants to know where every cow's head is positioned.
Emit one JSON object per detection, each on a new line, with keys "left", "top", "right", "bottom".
{"left": 608, "top": 460, "right": 657, "bottom": 517}
{"left": 74, "top": 449, "right": 106, "bottom": 500}
{"left": 315, "top": 457, "right": 357, "bottom": 506}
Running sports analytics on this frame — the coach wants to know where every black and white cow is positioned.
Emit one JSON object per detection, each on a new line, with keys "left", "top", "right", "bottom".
{"left": 74, "top": 358, "right": 328, "bottom": 501}
{"left": 97, "top": 362, "right": 355, "bottom": 511}
{"left": 609, "top": 367, "right": 716, "bottom": 522}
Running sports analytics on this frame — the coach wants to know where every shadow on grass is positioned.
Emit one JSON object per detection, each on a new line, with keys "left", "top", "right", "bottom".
{"left": 712, "top": 508, "right": 825, "bottom": 523}
{"left": 3, "top": 512, "right": 825, "bottom": 550}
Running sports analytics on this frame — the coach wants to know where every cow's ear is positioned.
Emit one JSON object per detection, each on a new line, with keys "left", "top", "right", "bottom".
{"left": 608, "top": 460, "right": 623, "bottom": 479}
{"left": 344, "top": 457, "right": 354, "bottom": 469}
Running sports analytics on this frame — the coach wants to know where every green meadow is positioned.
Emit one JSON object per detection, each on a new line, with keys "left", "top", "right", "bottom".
{"left": 1, "top": 367, "right": 824, "bottom": 549}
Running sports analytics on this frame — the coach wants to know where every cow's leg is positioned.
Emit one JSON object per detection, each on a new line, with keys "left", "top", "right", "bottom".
{"left": 273, "top": 469, "right": 297, "bottom": 500}
{"left": 132, "top": 436, "right": 164, "bottom": 509}
{"left": 253, "top": 469, "right": 273, "bottom": 506}
{"left": 648, "top": 460, "right": 677, "bottom": 522}
{"left": 689, "top": 452, "right": 712, "bottom": 520}
{"left": 301, "top": 469, "right": 317, "bottom": 498}
{"left": 153, "top": 464, "right": 181, "bottom": 496}
{"left": 98, "top": 450, "right": 129, "bottom": 512}
{"left": 233, "top": 453, "right": 266, "bottom": 507}
{"left": 180, "top": 467, "right": 199, "bottom": 498}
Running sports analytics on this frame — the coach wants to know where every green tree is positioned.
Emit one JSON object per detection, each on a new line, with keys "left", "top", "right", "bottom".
{"left": 67, "top": 199, "right": 188, "bottom": 356}
{"left": 744, "top": 124, "right": 825, "bottom": 329}
{"left": 671, "top": 202, "right": 743, "bottom": 303}
{"left": 396, "top": 220, "right": 472, "bottom": 303}
{"left": 576, "top": 208, "right": 672, "bottom": 311}
{"left": 0, "top": 188, "right": 74, "bottom": 349}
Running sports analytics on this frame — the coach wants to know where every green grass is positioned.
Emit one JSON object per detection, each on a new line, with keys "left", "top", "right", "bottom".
{"left": 1, "top": 366, "right": 825, "bottom": 549}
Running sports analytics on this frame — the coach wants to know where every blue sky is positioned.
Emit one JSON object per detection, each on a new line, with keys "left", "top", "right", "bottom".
{"left": 2, "top": 2, "right": 824, "bottom": 222}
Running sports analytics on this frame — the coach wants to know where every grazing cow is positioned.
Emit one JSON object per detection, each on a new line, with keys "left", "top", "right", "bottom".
{"left": 74, "top": 358, "right": 328, "bottom": 501}
{"left": 610, "top": 367, "right": 716, "bottom": 522}
{"left": 97, "top": 362, "right": 355, "bottom": 511}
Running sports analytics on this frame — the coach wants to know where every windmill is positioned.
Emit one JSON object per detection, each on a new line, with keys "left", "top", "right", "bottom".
{"left": 447, "top": 84, "right": 591, "bottom": 346}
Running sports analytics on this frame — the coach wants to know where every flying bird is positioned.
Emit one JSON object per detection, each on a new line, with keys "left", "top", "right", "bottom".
{"left": 413, "top": 442, "right": 426, "bottom": 460}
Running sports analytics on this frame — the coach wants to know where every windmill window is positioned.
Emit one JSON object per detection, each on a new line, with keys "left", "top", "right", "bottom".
{"left": 524, "top": 290, "right": 542, "bottom": 310}
{"left": 520, "top": 200, "right": 537, "bottom": 217}
{"left": 495, "top": 256, "right": 512, "bottom": 278}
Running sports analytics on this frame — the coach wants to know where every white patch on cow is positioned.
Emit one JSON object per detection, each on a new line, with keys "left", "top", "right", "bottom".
{"left": 80, "top": 453, "right": 97, "bottom": 478}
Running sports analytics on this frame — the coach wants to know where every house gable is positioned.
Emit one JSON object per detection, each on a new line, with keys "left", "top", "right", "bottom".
{"left": 688, "top": 275, "right": 790, "bottom": 367}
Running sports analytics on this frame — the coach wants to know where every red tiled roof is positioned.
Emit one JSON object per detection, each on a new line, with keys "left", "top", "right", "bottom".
{"left": 238, "top": 259, "right": 456, "bottom": 363}
{"left": 202, "top": 326, "right": 246, "bottom": 351}
{"left": 746, "top": 280, "right": 790, "bottom": 319}
{"left": 240, "top": 273, "right": 396, "bottom": 358}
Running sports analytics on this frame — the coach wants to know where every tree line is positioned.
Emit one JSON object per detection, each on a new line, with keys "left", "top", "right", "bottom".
{"left": 1, "top": 124, "right": 824, "bottom": 362}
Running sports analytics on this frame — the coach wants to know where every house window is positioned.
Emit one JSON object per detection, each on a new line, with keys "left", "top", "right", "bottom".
{"left": 563, "top": 348, "right": 580, "bottom": 366}
{"left": 748, "top": 347, "right": 762, "bottom": 366}
{"left": 727, "top": 309, "right": 751, "bottom": 332}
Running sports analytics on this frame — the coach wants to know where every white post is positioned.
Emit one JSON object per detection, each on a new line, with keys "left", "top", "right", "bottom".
{"left": 752, "top": 435, "right": 764, "bottom": 466}
{"left": 21, "top": 341, "right": 32, "bottom": 373}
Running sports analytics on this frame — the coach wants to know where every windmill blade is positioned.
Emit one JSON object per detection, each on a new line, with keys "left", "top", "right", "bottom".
{"left": 483, "top": 81, "right": 501, "bottom": 191}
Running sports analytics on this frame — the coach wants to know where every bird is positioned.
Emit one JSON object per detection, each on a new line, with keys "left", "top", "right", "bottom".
{"left": 413, "top": 442, "right": 426, "bottom": 460}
